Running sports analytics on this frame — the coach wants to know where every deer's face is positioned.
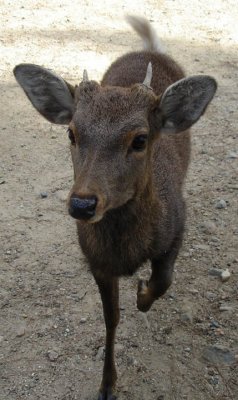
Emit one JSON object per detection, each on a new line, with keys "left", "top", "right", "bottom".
{"left": 68, "top": 82, "right": 157, "bottom": 222}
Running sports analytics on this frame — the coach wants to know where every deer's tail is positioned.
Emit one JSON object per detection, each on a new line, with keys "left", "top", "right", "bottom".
{"left": 126, "top": 15, "right": 165, "bottom": 53}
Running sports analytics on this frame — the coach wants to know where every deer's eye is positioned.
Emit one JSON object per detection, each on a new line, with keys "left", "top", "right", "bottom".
{"left": 130, "top": 134, "right": 148, "bottom": 152}
{"left": 67, "top": 128, "right": 75, "bottom": 145}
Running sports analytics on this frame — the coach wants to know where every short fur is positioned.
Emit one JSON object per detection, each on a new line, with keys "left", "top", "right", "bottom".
{"left": 13, "top": 16, "right": 217, "bottom": 400}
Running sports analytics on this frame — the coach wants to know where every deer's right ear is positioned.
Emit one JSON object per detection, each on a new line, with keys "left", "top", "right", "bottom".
{"left": 150, "top": 75, "right": 217, "bottom": 134}
{"left": 13, "top": 64, "right": 74, "bottom": 125}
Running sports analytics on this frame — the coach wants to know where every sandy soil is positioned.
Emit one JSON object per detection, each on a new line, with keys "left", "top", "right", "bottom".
{"left": 0, "top": 1, "right": 237, "bottom": 399}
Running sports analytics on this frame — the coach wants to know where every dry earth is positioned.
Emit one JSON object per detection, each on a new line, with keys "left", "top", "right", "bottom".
{"left": 0, "top": 1, "right": 238, "bottom": 399}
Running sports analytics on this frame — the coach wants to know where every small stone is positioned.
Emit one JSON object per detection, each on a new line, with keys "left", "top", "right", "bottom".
{"left": 227, "top": 151, "right": 238, "bottom": 159}
{"left": 219, "top": 304, "right": 233, "bottom": 312}
{"left": 193, "top": 244, "right": 210, "bottom": 251}
{"left": 214, "top": 328, "right": 224, "bottom": 336}
{"left": 215, "top": 199, "right": 227, "bottom": 209}
{"left": 202, "top": 345, "right": 236, "bottom": 365}
{"left": 115, "top": 344, "right": 124, "bottom": 354}
{"left": 180, "top": 311, "right": 193, "bottom": 323}
{"left": 80, "top": 317, "right": 87, "bottom": 323}
{"left": 210, "top": 321, "right": 219, "bottom": 328}
{"left": 40, "top": 192, "right": 48, "bottom": 199}
{"left": 208, "top": 268, "right": 223, "bottom": 277}
{"left": 47, "top": 350, "right": 59, "bottom": 361}
{"left": 189, "top": 288, "right": 199, "bottom": 294}
{"left": 51, "top": 135, "right": 57, "bottom": 139}
{"left": 127, "top": 356, "right": 138, "bottom": 366}
{"left": 199, "top": 221, "right": 217, "bottom": 234}
{"left": 220, "top": 269, "right": 231, "bottom": 282}
{"left": 55, "top": 190, "right": 68, "bottom": 203}
{"left": 184, "top": 347, "right": 191, "bottom": 352}
{"left": 16, "top": 326, "right": 25, "bottom": 337}
{"left": 96, "top": 346, "right": 105, "bottom": 361}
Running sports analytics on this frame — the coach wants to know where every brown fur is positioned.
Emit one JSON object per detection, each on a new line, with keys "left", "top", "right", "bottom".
{"left": 72, "top": 51, "right": 189, "bottom": 399}
{"left": 13, "top": 17, "right": 217, "bottom": 399}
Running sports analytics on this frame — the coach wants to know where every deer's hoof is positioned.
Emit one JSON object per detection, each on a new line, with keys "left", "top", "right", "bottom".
{"left": 97, "top": 387, "right": 117, "bottom": 400}
{"left": 137, "top": 279, "right": 153, "bottom": 312}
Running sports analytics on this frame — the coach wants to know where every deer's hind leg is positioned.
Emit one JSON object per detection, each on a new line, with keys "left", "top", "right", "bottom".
{"left": 137, "top": 235, "right": 183, "bottom": 312}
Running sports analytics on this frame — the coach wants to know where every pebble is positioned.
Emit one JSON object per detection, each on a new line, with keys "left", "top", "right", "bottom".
{"left": 47, "top": 350, "right": 59, "bottom": 362}
{"left": 208, "top": 268, "right": 223, "bottom": 277}
{"left": 80, "top": 317, "right": 87, "bottom": 323}
{"left": 193, "top": 244, "right": 210, "bottom": 251}
{"left": 180, "top": 300, "right": 193, "bottom": 323}
{"left": 96, "top": 346, "right": 105, "bottom": 361}
{"left": 215, "top": 199, "right": 227, "bottom": 209}
{"left": 199, "top": 221, "right": 217, "bottom": 234}
{"left": 210, "top": 320, "right": 220, "bottom": 328}
{"left": 114, "top": 344, "right": 124, "bottom": 354}
{"left": 189, "top": 288, "right": 199, "bottom": 294}
{"left": 221, "top": 269, "right": 231, "bottom": 282}
{"left": 16, "top": 326, "right": 25, "bottom": 337}
{"left": 202, "top": 345, "right": 235, "bottom": 365}
{"left": 55, "top": 190, "right": 68, "bottom": 203}
{"left": 127, "top": 356, "right": 138, "bottom": 366}
{"left": 40, "top": 192, "right": 48, "bottom": 199}
{"left": 219, "top": 304, "right": 233, "bottom": 312}
{"left": 227, "top": 151, "right": 238, "bottom": 159}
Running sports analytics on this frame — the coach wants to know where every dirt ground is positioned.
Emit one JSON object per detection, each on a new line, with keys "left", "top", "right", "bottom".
{"left": 0, "top": 1, "right": 237, "bottom": 399}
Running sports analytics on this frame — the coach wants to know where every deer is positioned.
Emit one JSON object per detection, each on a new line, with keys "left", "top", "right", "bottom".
{"left": 13, "top": 15, "right": 217, "bottom": 400}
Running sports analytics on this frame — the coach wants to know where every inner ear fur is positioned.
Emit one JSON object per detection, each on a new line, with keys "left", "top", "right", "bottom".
{"left": 13, "top": 63, "right": 75, "bottom": 125}
{"left": 151, "top": 75, "right": 217, "bottom": 134}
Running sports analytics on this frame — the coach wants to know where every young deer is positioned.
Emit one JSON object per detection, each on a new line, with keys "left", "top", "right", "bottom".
{"left": 14, "top": 16, "right": 217, "bottom": 400}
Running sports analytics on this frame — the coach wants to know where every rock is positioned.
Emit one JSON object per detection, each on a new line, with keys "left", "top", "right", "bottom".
{"left": 193, "top": 244, "right": 210, "bottom": 251}
{"left": 215, "top": 199, "right": 227, "bottom": 209}
{"left": 199, "top": 221, "right": 217, "bottom": 234}
{"left": 47, "top": 350, "right": 59, "bottom": 362}
{"left": 80, "top": 317, "right": 87, "bottom": 323}
{"left": 180, "top": 303, "right": 193, "bottom": 323}
{"left": 115, "top": 344, "right": 124, "bottom": 354}
{"left": 16, "top": 326, "right": 25, "bottom": 337}
{"left": 127, "top": 356, "right": 138, "bottom": 366}
{"left": 210, "top": 321, "right": 220, "bottom": 328}
{"left": 189, "top": 288, "right": 199, "bottom": 294}
{"left": 202, "top": 345, "right": 236, "bottom": 365}
{"left": 55, "top": 190, "right": 68, "bottom": 203}
{"left": 206, "top": 291, "right": 216, "bottom": 300}
{"left": 40, "top": 192, "right": 48, "bottom": 198}
{"left": 208, "top": 268, "right": 222, "bottom": 277}
{"left": 96, "top": 346, "right": 105, "bottom": 361}
{"left": 219, "top": 304, "right": 234, "bottom": 312}
{"left": 227, "top": 151, "right": 238, "bottom": 159}
{"left": 220, "top": 269, "right": 231, "bottom": 282}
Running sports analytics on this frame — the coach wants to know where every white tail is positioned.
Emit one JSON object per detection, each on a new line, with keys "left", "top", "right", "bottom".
{"left": 126, "top": 15, "right": 165, "bottom": 53}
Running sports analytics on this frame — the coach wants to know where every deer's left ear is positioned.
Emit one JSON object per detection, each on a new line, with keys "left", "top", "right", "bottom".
{"left": 14, "top": 64, "right": 75, "bottom": 125}
{"left": 151, "top": 75, "right": 217, "bottom": 134}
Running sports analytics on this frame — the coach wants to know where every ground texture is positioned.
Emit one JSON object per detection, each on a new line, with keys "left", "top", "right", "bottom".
{"left": 0, "top": 1, "right": 237, "bottom": 399}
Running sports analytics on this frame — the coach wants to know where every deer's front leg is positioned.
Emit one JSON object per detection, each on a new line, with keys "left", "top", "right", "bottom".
{"left": 94, "top": 274, "right": 120, "bottom": 400}
{"left": 137, "top": 235, "right": 183, "bottom": 312}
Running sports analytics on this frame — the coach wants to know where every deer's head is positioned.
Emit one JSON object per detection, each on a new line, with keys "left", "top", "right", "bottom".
{"left": 14, "top": 63, "right": 216, "bottom": 223}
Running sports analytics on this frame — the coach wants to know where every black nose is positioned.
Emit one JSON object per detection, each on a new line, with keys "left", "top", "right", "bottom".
{"left": 69, "top": 196, "right": 98, "bottom": 220}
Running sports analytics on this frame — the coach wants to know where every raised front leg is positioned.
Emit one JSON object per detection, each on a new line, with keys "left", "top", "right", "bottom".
{"left": 137, "top": 236, "right": 182, "bottom": 312}
{"left": 94, "top": 275, "right": 120, "bottom": 400}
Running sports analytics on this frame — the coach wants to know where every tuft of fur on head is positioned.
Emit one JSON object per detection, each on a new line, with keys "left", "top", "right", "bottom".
{"left": 126, "top": 15, "right": 165, "bottom": 53}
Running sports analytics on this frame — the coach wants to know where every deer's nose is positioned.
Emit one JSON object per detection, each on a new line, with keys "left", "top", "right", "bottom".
{"left": 69, "top": 195, "right": 98, "bottom": 220}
